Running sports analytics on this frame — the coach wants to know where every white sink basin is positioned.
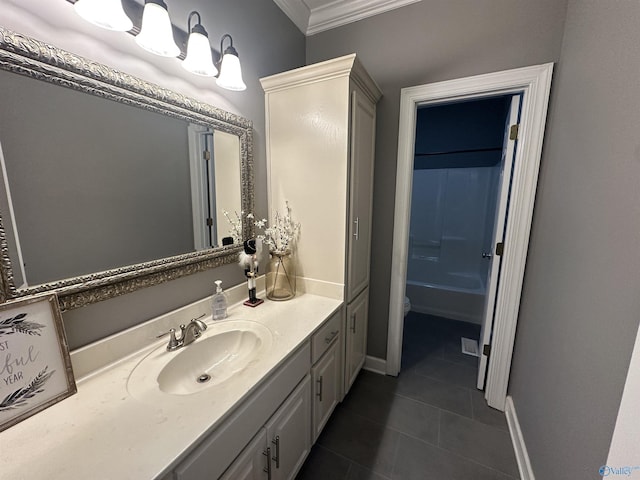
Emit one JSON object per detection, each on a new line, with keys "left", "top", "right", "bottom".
{"left": 127, "top": 320, "right": 272, "bottom": 398}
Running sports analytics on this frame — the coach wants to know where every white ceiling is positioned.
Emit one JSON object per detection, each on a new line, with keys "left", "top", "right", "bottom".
{"left": 273, "top": 0, "right": 421, "bottom": 36}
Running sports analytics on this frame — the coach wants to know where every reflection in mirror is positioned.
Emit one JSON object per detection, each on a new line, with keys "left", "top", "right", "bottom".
{"left": 0, "top": 69, "right": 242, "bottom": 287}
{"left": 0, "top": 27, "right": 253, "bottom": 310}
{"left": 189, "top": 129, "right": 241, "bottom": 251}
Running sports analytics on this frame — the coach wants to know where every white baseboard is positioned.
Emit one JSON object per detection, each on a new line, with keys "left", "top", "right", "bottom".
{"left": 363, "top": 355, "right": 387, "bottom": 375}
{"left": 505, "top": 396, "right": 535, "bottom": 480}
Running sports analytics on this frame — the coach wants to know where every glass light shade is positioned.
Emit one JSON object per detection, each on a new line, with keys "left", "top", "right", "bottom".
{"left": 135, "top": 2, "right": 180, "bottom": 57}
{"left": 216, "top": 53, "right": 246, "bottom": 91}
{"left": 74, "top": 0, "right": 133, "bottom": 31}
{"left": 182, "top": 31, "right": 218, "bottom": 76}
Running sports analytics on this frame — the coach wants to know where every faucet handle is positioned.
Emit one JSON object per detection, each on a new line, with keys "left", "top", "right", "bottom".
{"left": 156, "top": 328, "right": 181, "bottom": 351}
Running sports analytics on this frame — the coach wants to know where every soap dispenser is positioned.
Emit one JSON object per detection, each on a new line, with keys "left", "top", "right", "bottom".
{"left": 212, "top": 280, "right": 228, "bottom": 320}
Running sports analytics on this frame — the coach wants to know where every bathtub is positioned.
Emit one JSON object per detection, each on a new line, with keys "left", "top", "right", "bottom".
{"left": 405, "top": 257, "right": 487, "bottom": 324}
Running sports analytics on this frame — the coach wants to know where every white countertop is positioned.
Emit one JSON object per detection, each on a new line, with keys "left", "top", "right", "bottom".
{"left": 0, "top": 292, "right": 342, "bottom": 480}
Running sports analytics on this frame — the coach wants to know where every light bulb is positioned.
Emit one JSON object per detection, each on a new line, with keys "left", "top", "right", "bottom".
{"left": 74, "top": 0, "right": 133, "bottom": 32}
{"left": 135, "top": 1, "right": 180, "bottom": 57}
{"left": 183, "top": 29, "right": 217, "bottom": 76}
{"left": 216, "top": 49, "right": 246, "bottom": 91}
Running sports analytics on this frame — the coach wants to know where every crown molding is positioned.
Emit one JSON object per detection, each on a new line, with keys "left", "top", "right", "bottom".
{"left": 274, "top": 0, "right": 421, "bottom": 36}
{"left": 260, "top": 53, "right": 356, "bottom": 92}
{"left": 308, "top": 0, "right": 421, "bottom": 35}
{"left": 272, "top": 0, "right": 311, "bottom": 34}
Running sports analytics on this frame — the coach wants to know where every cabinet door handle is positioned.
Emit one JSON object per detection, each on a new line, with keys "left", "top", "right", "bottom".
{"left": 271, "top": 435, "right": 280, "bottom": 468}
{"left": 353, "top": 217, "right": 360, "bottom": 240}
{"left": 350, "top": 314, "right": 356, "bottom": 333}
{"left": 263, "top": 447, "right": 272, "bottom": 480}
{"left": 316, "top": 375, "right": 324, "bottom": 402}
{"left": 325, "top": 330, "right": 339, "bottom": 344}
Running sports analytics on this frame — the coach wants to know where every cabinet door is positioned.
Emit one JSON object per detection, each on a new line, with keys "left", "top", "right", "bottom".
{"left": 346, "top": 87, "right": 377, "bottom": 303}
{"left": 345, "top": 288, "right": 369, "bottom": 394}
{"left": 265, "top": 376, "right": 311, "bottom": 480}
{"left": 219, "top": 429, "right": 269, "bottom": 480}
{"left": 311, "top": 338, "right": 341, "bottom": 442}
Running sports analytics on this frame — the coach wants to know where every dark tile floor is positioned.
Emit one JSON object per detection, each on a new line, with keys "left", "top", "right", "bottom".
{"left": 296, "top": 312, "right": 520, "bottom": 480}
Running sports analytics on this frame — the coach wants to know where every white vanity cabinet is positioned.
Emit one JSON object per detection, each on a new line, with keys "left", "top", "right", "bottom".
{"left": 261, "top": 54, "right": 381, "bottom": 397}
{"left": 220, "top": 377, "right": 311, "bottom": 480}
{"left": 173, "top": 345, "right": 310, "bottom": 480}
{"left": 218, "top": 310, "right": 342, "bottom": 480}
{"left": 264, "top": 376, "right": 311, "bottom": 480}
{"left": 169, "top": 307, "right": 342, "bottom": 480}
{"left": 0, "top": 293, "right": 344, "bottom": 480}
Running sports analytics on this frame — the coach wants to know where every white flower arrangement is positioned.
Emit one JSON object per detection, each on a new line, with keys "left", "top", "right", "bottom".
{"left": 257, "top": 202, "right": 301, "bottom": 255}
{"left": 223, "top": 202, "right": 300, "bottom": 255}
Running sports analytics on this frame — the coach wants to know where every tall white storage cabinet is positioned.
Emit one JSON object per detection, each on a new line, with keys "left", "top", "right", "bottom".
{"left": 261, "top": 54, "right": 381, "bottom": 395}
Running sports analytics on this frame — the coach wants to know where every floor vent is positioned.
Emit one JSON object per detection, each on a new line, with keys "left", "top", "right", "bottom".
{"left": 461, "top": 337, "right": 480, "bottom": 357}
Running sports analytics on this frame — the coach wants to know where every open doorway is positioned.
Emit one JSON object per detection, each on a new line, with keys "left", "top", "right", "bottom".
{"left": 407, "top": 94, "right": 521, "bottom": 391}
{"left": 386, "top": 64, "right": 553, "bottom": 411}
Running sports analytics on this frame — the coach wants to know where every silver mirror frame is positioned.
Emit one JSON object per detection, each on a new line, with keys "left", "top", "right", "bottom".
{"left": 0, "top": 27, "right": 254, "bottom": 311}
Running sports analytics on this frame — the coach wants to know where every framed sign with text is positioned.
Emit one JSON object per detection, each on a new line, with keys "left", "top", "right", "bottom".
{"left": 0, "top": 293, "right": 76, "bottom": 432}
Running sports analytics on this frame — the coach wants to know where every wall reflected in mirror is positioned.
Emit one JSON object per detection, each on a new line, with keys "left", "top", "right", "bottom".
{"left": 0, "top": 68, "right": 242, "bottom": 288}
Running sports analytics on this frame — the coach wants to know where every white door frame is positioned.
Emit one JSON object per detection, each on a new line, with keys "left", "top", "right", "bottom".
{"left": 386, "top": 63, "right": 554, "bottom": 411}
{"left": 188, "top": 125, "right": 214, "bottom": 251}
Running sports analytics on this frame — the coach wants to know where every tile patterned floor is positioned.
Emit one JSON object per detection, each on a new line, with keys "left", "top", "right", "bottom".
{"left": 296, "top": 312, "right": 520, "bottom": 480}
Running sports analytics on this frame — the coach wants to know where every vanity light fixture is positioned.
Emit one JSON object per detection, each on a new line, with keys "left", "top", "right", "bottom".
{"left": 216, "top": 34, "right": 247, "bottom": 92}
{"left": 73, "top": 0, "right": 133, "bottom": 31}
{"left": 135, "top": 0, "right": 180, "bottom": 57}
{"left": 182, "top": 11, "right": 218, "bottom": 77}
{"left": 68, "top": 0, "right": 246, "bottom": 91}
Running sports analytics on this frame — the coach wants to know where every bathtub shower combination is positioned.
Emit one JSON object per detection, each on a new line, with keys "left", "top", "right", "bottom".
{"left": 405, "top": 96, "right": 511, "bottom": 325}
{"left": 406, "top": 166, "right": 500, "bottom": 325}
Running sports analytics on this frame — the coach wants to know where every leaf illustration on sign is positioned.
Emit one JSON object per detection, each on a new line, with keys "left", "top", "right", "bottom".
{"left": 0, "top": 313, "right": 45, "bottom": 337}
{"left": 0, "top": 366, "right": 56, "bottom": 412}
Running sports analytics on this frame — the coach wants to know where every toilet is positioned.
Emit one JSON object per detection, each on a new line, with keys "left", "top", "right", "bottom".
{"left": 403, "top": 296, "right": 411, "bottom": 316}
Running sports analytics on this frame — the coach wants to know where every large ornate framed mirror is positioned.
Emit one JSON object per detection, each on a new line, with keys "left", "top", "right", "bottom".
{"left": 0, "top": 27, "right": 254, "bottom": 311}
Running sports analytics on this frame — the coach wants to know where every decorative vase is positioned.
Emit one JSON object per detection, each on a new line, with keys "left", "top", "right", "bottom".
{"left": 266, "top": 251, "right": 296, "bottom": 301}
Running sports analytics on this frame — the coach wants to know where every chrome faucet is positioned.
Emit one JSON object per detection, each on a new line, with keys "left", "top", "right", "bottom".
{"left": 157, "top": 314, "right": 208, "bottom": 351}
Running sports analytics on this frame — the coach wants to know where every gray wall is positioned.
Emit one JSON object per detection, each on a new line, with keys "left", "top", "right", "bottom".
{"left": 508, "top": 1, "right": 640, "bottom": 478}
{"left": 0, "top": 0, "right": 305, "bottom": 348}
{"left": 306, "top": 0, "right": 568, "bottom": 358}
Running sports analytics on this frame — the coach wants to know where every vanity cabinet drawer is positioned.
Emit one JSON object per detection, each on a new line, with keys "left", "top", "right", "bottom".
{"left": 311, "top": 310, "right": 341, "bottom": 364}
